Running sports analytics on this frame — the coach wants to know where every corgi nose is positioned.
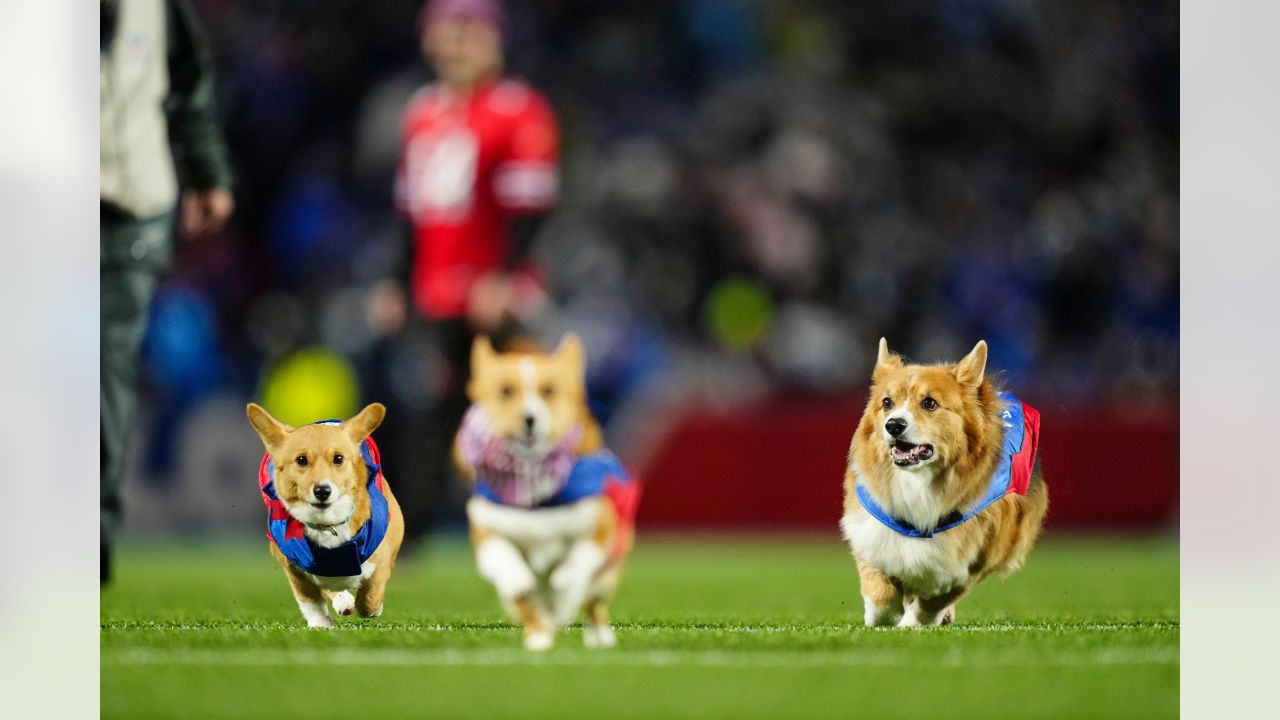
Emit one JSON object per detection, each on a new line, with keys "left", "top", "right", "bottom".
{"left": 523, "top": 414, "right": 536, "bottom": 433}
{"left": 312, "top": 484, "right": 332, "bottom": 502}
{"left": 885, "top": 418, "right": 908, "bottom": 437}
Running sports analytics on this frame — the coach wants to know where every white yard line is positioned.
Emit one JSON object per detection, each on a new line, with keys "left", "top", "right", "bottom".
{"left": 105, "top": 645, "right": 1177, "bottom": 669}
{"left": 101, "top": 621, "right": 1177, "bottom": 633}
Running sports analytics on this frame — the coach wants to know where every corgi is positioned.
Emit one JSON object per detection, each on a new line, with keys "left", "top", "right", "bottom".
{"left": 247, "top": 402, "right": 405, "bottom": 628}
{"left": 841, "top": 339, "right": 1048, "bottom": 627}
{"left": 456, "top": 334, "right": 640, "bottom": 651}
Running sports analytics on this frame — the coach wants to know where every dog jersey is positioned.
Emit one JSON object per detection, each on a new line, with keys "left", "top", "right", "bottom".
{"left": 554, "top": 451, "right": 641, "bottom": 561}
{"left": 395, "top": 78, "right": 559, "bottom": 319}
{"left": 258, "top": 426, "right": 391, "bottom": 576}
{"left": 458, "top": 404, "right": 640, "bottom": 560}
{"left": 478, "top": 450, "right": 641, "bottom": 562}
{"left": 476, "top": 451, "right": 640, "bottom": 515}
{"left": 856, "top": 391, "right": 1041, "bottom": 538}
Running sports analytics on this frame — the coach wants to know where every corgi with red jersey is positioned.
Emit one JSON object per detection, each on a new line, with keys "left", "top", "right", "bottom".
{"left": 247, "top": 403, "right": 405, "bottom": 628}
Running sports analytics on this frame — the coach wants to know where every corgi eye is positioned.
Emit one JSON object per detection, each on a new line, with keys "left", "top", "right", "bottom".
{"left": 500, "top": 384, "right": 515, "bottom": 399}
{"left": 333, "top": 454, "right": 344, "bottom": 466}
{"left": 295, "top": 455, "right": 308, "bottom": 467}
{"left": 881, "top": 397, "right": 893, "bottom": 410}
{"left": 540, "top": 384, "right": 555, "bottom": 399}
{"left": 921, "top": 397, "right": 938, "bottom": 411}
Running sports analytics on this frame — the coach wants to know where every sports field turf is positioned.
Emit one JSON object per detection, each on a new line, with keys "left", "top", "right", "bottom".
{"left": 101, "top": 534, "right": 1177, "bottom": 719}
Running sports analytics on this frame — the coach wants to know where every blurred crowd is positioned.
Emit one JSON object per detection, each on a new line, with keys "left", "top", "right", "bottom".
{"left": 128, "top": 0, "right": 1177, "bottom": 527}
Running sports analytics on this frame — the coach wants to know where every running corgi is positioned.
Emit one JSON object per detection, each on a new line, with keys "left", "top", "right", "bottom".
{"left": 456, "top": 335, "right": 640, "bottom": 650}
{"left": 841, "top": 339, "right": 1048, "bottom": 627}
{"left": 247, "top": 403, "right": 404, "bottom": 628}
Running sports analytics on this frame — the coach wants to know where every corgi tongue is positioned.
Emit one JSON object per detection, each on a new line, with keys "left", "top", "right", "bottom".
{"left": 891, "top": 441, "right": 934, "bottom": 464}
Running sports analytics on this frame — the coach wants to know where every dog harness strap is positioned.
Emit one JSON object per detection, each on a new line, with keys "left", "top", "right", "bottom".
{"left": 855, "top": 482, "right": 933, "bottom": 537}
{"left": 258, "top": 423, "right": 391, "bottom": 577}
{"left": 857, "top": 392, "right": 1040, "bottom": 539}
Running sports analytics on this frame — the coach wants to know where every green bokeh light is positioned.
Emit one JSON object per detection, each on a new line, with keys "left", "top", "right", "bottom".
{"left": 704, "top": 277, "right": 775, "bottom": 351}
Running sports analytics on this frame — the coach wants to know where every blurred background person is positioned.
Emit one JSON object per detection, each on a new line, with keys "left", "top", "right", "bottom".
{"left": 370, "top": 0, "right": 562, "bottom": 537}
{"left": 100, "top": 0, "right": 234, "bottom": 581}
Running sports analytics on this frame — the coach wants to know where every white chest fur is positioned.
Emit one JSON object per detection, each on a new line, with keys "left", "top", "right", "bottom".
{"left": 841, "top": 511, "right": 971, "bottom": 598}
{"left": 467, "top": 496, "right": 602, "bottom": 575}
{"left": 880, "top": 467, "right": 952, "bottom": 532}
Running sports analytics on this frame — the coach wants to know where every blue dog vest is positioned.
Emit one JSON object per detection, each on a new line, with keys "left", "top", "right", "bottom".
{"left": 258, "top": 422, "right": 390, "bottom": 577}
{"left": 855, "top": 391, "right": 1040, "bottom": 538}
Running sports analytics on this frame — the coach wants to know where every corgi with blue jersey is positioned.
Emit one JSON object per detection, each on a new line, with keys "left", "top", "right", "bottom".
{"left": 247, "top": 402, "right": 405, "bottom": 628}
{"left": 841, "top": 339, "right": 1048, "bottom": 628}
{"left": 457, "top": 334, "right": 641, "bottom": 651}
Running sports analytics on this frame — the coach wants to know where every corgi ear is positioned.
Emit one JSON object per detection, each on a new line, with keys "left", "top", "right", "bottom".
{"left": 554, "top": 333, "right": 585, "bottom": 376}
{"left": 344, "top": 402, "right": 386, "bottom": 443}
{"left": 955, "top": 340, "right": 988, "bottom": 388}
{"left": 471, "top": 335, "right": 496, "bottom": 375}
{"left": 246, "top": 403, "right": 291, "bottom": 453}
{"left": 872, "top": 337, "right": 902, "bottom": 380}
{"left": 876, "top": 338, "right": 896, "bottom": 367}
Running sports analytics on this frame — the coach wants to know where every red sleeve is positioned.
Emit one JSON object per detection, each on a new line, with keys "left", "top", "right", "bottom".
{"left": 492, "top": 89, "right": 560, "bottom": 213}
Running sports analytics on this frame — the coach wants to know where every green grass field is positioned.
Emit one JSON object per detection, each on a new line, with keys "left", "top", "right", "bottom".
{"left": 101, "top": 534, "right": 1177, "bottom": 719}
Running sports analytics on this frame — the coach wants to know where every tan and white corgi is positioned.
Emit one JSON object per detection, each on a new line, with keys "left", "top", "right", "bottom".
{"left": 841, "top": 339, "right": 1048, "bottom": 627}
{"left": 455, "top": 334, "right": 640, "bottom": 651}
{"left": 247, "top": 402, "right": 405, "bottom": 628}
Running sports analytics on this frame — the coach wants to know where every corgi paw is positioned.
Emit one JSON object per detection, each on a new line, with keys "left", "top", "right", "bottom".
{"left": 863, "top": 596, "right": 904, "bottom": 627}
{"left": 523, "top": 630, "right": 554, "bottom": 652}
{"left": 584, "top": 625, "right": 617, "bottom": 649}
{"left": 298, "top": 599, "right": 335, "bottom": 628}
{"left": 896, "top": 604, "right": 922, "bottom": 629}
{"left": 331, "top": 591, "right": 356, "bottom": 616}
{"left": 896, "top": 603, "right": 952, "bottom": 628}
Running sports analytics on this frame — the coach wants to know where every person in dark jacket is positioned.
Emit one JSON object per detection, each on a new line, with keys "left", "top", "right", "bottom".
{"left": 100, "top": 0, "right": 234, "bottom": 582}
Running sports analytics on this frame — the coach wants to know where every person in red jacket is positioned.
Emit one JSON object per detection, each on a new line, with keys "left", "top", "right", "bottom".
{"left": 371, "top": 0, "right": 560, "bottom": 536}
